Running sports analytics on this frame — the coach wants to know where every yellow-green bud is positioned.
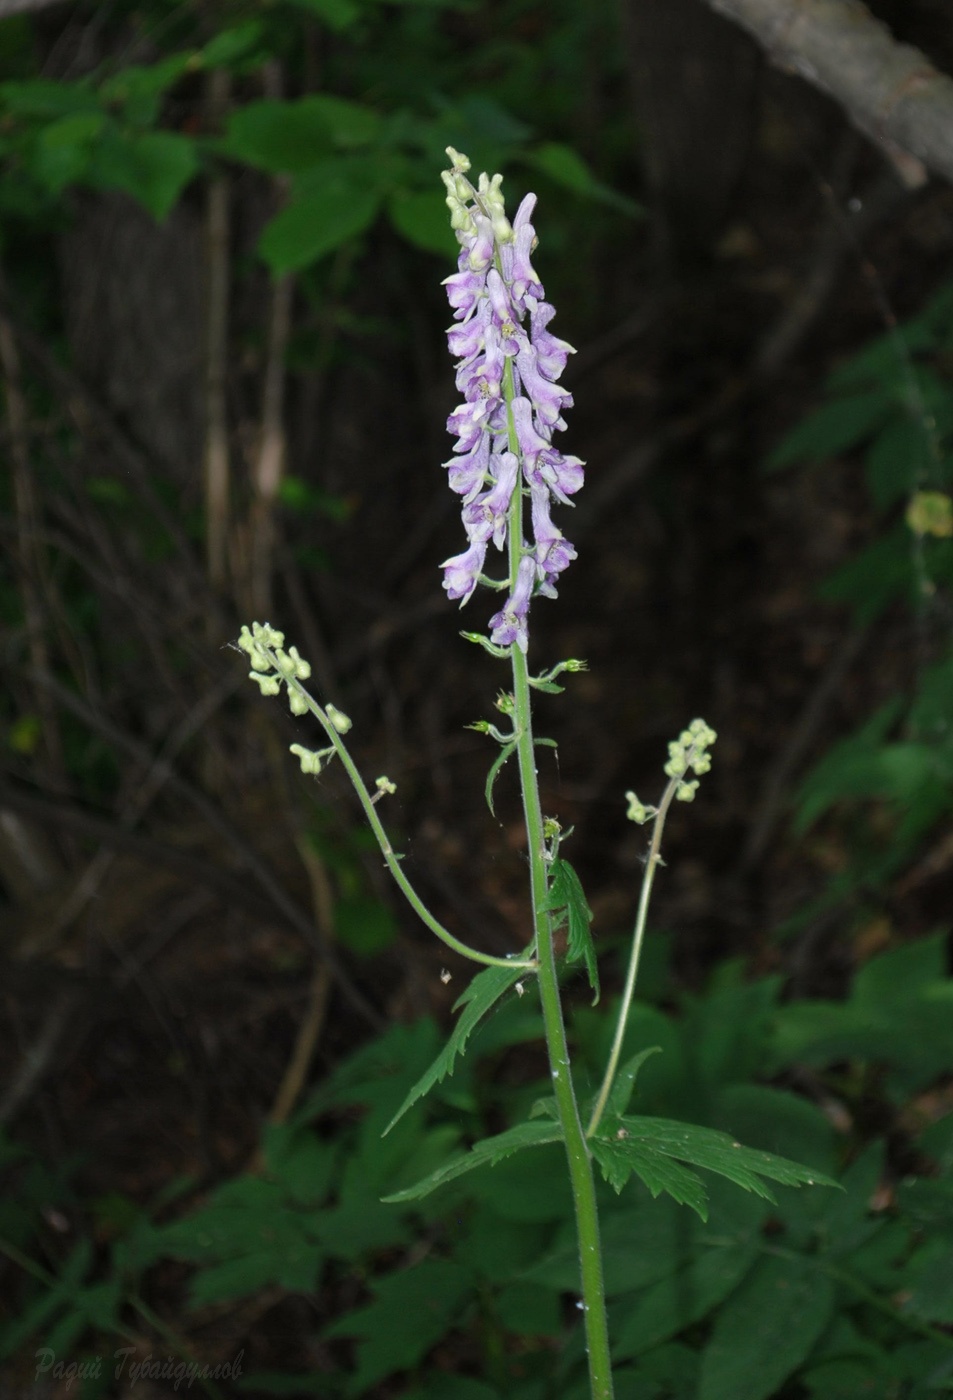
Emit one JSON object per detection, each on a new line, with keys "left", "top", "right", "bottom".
{"left": 290, "top": 744, "right": 322, "bottom": 775}
{"left": 326, "top": 703, "right": 352, "bottom": 734}
{"left": 249, "top": 670, "right": 281, "bottom": 696}
{"left": 625, "top": 791, "right": 654, "bottom": 825}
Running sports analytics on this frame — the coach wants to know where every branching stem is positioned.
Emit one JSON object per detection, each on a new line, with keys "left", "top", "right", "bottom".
{"left": 587, "top": 771, "right": 682, "bottom": 1138}
{"left": 259, "top": 644, "right": 536, "bottom": 972}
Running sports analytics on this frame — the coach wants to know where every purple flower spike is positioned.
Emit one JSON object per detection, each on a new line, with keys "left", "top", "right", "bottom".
{"left": 440, "top": 150, "right": 584, "bottom": 649}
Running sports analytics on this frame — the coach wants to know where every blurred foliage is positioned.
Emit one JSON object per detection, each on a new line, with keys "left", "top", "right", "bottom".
{"left": 768, "top": 274, "right": 953, "bottom": 929}
{"left": 3, "top": 935, "right": 953, "bottom": 1396}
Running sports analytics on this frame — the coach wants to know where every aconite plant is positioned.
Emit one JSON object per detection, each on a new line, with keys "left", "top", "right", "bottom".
{"left": 239, "top": 149, "right": 836, "bottom": 1400}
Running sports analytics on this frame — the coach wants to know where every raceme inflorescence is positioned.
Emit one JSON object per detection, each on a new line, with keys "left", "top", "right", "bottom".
{"left": 440, "top": 148, "right": 583, "bottom": 652}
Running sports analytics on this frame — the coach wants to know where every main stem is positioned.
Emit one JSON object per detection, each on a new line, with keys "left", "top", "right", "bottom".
{"left": 503, "top": 457, "right": 613, "bottom": 1398}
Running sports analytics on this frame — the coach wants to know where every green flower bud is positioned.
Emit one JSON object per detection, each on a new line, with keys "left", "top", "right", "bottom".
{"left": 445, "top": 146, "right": 471, "bottom": 174}
{"left": 288, "top": 687, "right": 309, "bottom": 716}
{"left": 676, "top": 779, "right": 699, "bottom": 802}
{"left": 237, "top": 625, "right": 271, "bottom": 671}
{"left": 326, "top": 703, "right": 352, "bottom": 734}
{"left": 290, "top": 744, "right": 322, "bottom": 775}
{"left": 251, "top": 621, "right": 285, "bottom": 651}
{"left": 249, "top": 670, "right": 281, "bottom": 696}
{"left": 625, "top": 791, "right": 655, "bottom": 825}
{"left": 375, "top": 776, "right": 397, "bottom": 796}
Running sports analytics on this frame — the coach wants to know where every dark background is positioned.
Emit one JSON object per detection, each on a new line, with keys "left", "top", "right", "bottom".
{"left": 2, "top": 0, "right": 953, "bottom": 1390}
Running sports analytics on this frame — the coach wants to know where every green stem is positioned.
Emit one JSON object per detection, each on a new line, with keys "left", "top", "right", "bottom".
{"left": 587, "top": 772, "right": 681, "bottom": 1138}
{"left": 264, "top": 649, "right": 537, "bottom": 972}
{"left": 501, "top": 366, "right": 613, "bottom": 1399}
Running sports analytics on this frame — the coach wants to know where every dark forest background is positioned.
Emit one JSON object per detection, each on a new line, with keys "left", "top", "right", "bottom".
{"left": 3, "top": 1, "right": 953, "bottom": 1397}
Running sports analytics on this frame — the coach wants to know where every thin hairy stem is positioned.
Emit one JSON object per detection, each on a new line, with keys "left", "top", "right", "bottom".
{"left": 261, "top": 646, "right": 536, "bottom": 971}
{"left": 587, "top": 772, "right": 681, "bottom": 1139}
{"left": 501, "top": 369, "right": 614, "bottom": 1400}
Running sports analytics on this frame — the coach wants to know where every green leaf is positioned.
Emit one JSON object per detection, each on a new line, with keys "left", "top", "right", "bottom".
{"left": 283, "top": 0, "right": 363, "bottom": 33}
{"left": 221, "top": 96, "right": 381, "bottom": 174}
{"left": 88, "top": 127, "right": 198, "bottom": 220}
{"left": 0, "top": 79, "right": 99, "bottom": 120}
{"left": 387, "top": 188, "right": 456, "bottom": 257}
{"left": 817, "top": 526, "right": 912, "bottom": 623}
{"left": 614, "top": 1232, "right": 760, "bottom": 1359}
{"left": 767, "top": 390, "right": 892, "bottom": 470}
{"left": 382, "top": 955, "right": 532, "bottom": 1135}
{"left": 604, "top": 1046, "right": 663, "bottom": 1119}
{"left": 865, "top": 416, "right": 934, "bottom": 511}
{"left": 592, "top": 1115, "right": 838, "bottom": 1219}
{"left": 545, "top": 856, "right": 599, "bottom": 1003}
{"left": 98, "top": 54, "right": 194, "bottom": 122}
{"left": 381, "top": 1120, "right": 563, "bottom": 1203}
{"left": 323, "top": 1259, "right": 471, "bottom": 1395}
{"left": 793, "top": 698, "right": 904, "bottom": 831}
{"left": 258, "top": 160, "right": 383, "bottom": 273}
{"left": 591, "top": 1134, "right": 710, "bottom": 1217}
{"left": 526, "top": 141, "right": 642, "bottom": 217}
{"left": 699, "top": 1255, "right": 836, "bottom": 1400}
{"left": 200, "top": 22, "right": 266, "bottom": 69}
{"left": 485, "top": 739, "right": 517, "bottom": 817}
{"left": 335, "top": 894, "right": 397, "bottom": 957}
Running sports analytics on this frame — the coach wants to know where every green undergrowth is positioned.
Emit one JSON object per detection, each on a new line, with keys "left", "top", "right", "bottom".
{"left": 3, "top": 932, "right": 952, "bottom": 1399}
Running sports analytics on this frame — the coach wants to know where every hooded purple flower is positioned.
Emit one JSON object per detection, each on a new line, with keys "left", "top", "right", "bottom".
{"left": 441, "top": 539, "right": 487, "bottom": 603}
{"left": 440, "top": 151, "right": 583, "bottom": 645}
{"left": 489, "top": 555, "right": 536, "bottom": 654}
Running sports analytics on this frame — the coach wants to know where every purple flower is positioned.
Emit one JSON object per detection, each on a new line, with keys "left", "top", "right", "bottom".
{"left": 442, "top": 539, "right": 487, "bottom": 603}
{"left": 440, "top": 152, "right": 584, "bottom": 649}
{"left": 462, "top": 452, "right": 519, "bottom": 550}
{"left": 489, "top": 555, "right": 536, "bottom": 653}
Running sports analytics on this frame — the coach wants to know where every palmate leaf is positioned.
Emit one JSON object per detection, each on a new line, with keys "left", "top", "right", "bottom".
{"left": 592, "top": 1115, "right": 839, "bottom": 1221}
{"left": 381, "top": 1120, "right": 563, "bottom": 1204}
{"left": 382, "top": 953, "right": 532, "bottom": 1136}
{"left": 545, "top": 856, "right": 599, "bottom": 1003}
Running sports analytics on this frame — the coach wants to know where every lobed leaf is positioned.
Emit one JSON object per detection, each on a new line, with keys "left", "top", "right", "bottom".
{"left": 545, "top": 856, "right": 599, "bottom": 1003}
{"left": 592, "top": 1115, "right": 839, "bottom": 1220}
{"left": 382, "top": 1120, "right": 563, "bottom": 1204}
{"left": 382, "top": 954, "right": 533, "bottom": 1136}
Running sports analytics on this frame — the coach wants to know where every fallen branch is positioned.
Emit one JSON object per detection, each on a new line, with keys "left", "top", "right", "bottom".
{"left": 705, "top": 0, "right": 953, "bottom": 187}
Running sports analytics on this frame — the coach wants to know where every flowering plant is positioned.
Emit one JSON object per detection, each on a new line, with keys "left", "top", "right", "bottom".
{"left": 239, "top": 150, "right": 836, "bottom": 1400}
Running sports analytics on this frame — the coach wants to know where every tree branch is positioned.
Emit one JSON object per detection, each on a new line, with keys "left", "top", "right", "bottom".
{"left": 0, "top": 0, "right": 72, "bottom": 16}
{"left": 704, "top": 0, "right": 953, "bottom": 187}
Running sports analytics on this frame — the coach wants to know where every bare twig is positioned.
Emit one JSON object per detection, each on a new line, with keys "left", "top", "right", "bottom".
{"left": 738, "top": 622, "right": 870, "bottom": 875}
{"left": 0, "top": 989, "right": 81, "bottom": 1128}
{"left": 0, "top": 0, "right": 71, "bottom": 15}
{"left": 248, "top": 270, "right": 293, "bottom": 616}
{"left": 0, "top": 263, "right": 64, "bottom": 779}
{"left": 203, "top": 69, "right": 232, "bottom": 593}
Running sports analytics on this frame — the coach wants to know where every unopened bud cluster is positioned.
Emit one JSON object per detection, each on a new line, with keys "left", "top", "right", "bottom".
{"left": 626, "top": 718, "right": 717, "bottom": 823}
{"left": 239, "top": 621, "right": 352, "bottom": 777}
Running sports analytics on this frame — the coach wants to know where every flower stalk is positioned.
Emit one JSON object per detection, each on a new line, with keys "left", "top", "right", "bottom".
{"left": 441, "top": 150, "right": 613, "bottom": 1397}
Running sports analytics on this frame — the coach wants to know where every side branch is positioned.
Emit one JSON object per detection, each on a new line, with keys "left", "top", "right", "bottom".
{"left": 704, "top": 0, "right": 953, "bottom": 187}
